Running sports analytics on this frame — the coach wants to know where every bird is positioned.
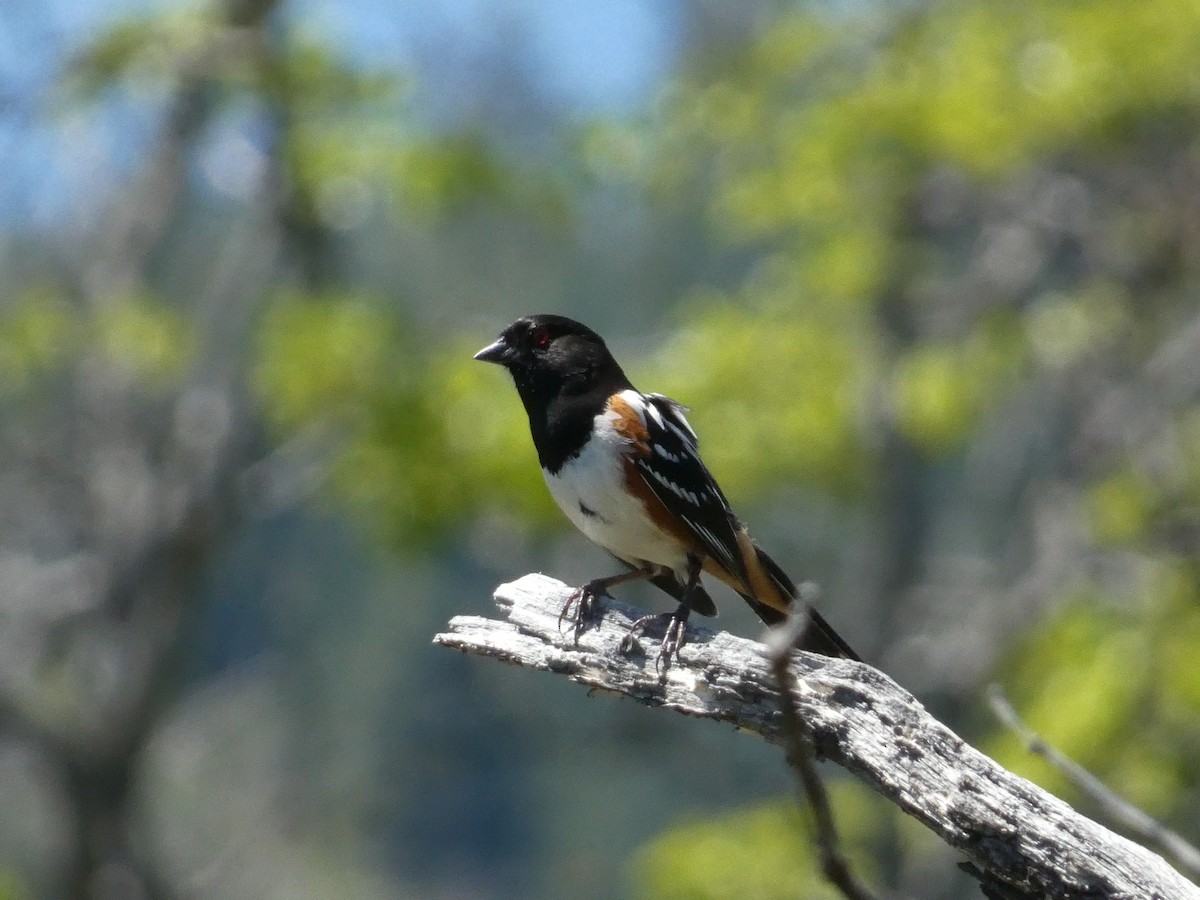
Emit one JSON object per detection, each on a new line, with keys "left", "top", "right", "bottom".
{"left": 474, "top": 313, "right": 858, "bottom": 663}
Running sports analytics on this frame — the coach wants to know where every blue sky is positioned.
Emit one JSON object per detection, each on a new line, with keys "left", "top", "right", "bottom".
{"left": 0, "top": 0, "right": 681, "bottom": 226}
{"left": 296, "top": 0, "right": 681, "bottom": 111}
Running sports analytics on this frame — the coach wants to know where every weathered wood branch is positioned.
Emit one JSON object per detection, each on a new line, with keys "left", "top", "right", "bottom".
{"left": 434, "top": 574, "right": 1200, "bottom": 900}
{"left": 987, "top": 684, "right": 1200, "bottom": 880}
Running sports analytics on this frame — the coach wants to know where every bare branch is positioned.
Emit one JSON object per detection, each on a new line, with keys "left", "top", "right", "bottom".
{"left": 987, "top": 683, "right": 1200, "bottom": 879}
{"left": 435, "top": 574, "right": 1200, "bottom": 900}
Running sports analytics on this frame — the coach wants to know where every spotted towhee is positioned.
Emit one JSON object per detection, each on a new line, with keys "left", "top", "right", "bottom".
{"left": 476, "top": 314, "right": 858, "bottom": 662}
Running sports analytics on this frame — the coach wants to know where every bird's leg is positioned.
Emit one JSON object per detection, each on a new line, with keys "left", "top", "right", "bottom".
{"left": 559, "top": 566, "right": 656, "bottom": 641}
{"left": 621, "top": 556, "right": 702, "bottom": 668}
{"left": 655, "top": 603, "right": 691, "bottom": 671}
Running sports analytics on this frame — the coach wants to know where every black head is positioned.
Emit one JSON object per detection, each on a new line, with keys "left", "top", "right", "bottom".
{"left": 475, "top": 315, "right": 634, "bottom": 469}
{"left": 474, "top": 314, "right": 629, "bottom": 402}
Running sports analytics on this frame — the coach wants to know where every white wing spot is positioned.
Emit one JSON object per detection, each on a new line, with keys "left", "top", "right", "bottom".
{"left": 653, "top": 443, "right": 679, "bottom": 462}
{"left": 643, "top": 401, "right": 665, "bottom": 429}
{"left": 665, "top": 420, "right": 697, "bottom": 447}
{"left": 648, "top": 392, "right": 692, "bottom": 415}
{"left": 647, "top": 467, "right": 698, "bottom": 504}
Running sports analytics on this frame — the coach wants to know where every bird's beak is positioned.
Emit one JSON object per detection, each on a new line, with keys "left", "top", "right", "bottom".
{"left": 474, "top": 337, "right": 512, "bottom": 365}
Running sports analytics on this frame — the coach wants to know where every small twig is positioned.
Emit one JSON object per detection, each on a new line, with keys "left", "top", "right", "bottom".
{"left": 766, "top": 596, "right": 878, "bottom": 900}
{"left": 987, "top": 683, "right": 1200, "bottom": 878}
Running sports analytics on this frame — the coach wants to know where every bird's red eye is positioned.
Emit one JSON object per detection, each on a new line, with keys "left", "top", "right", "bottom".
{"left": 532, "top": 327, "right": 551, "bottom": 348}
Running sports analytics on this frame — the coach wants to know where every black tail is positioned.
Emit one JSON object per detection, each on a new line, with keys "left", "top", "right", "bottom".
{"left": 745, "top": 547, "right": 860, "bottom": 661}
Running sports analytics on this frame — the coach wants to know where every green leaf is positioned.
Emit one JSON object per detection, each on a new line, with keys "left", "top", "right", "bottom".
{"left": 630, "top": 784, "right": 884, "bottom": 900}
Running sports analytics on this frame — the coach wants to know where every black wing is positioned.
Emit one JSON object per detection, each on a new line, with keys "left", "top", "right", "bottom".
{"left": 631, "top": 393, "right": 749, "bottom": 585}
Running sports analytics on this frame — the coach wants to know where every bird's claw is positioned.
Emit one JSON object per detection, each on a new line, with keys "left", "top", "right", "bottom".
{"left": 558, "top": 580, "right": 606, "bottom": 642}
{"left": 620, "top": 610, "right": 688, "bottom": 671}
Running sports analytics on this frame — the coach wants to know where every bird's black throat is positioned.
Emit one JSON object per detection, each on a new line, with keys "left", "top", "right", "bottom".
{"left": 510, "top": 365, "right": 630, "bottom": 474}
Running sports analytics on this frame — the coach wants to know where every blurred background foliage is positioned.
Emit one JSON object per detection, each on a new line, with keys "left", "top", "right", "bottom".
{"left": 1, "top": 0, "right": 1198, "bottom": 897}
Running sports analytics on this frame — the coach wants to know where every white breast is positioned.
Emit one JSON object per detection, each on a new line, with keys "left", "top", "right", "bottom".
{"left": 544, "top": 394, "right": 687, "bottom": 571}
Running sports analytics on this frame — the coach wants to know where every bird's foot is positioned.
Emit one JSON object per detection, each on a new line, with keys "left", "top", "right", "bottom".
{"left": 620, "top": 604, "right": 690, "bottom": 670}
{"left": 558, "top": 579, "right": 608, "bottom": 643}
